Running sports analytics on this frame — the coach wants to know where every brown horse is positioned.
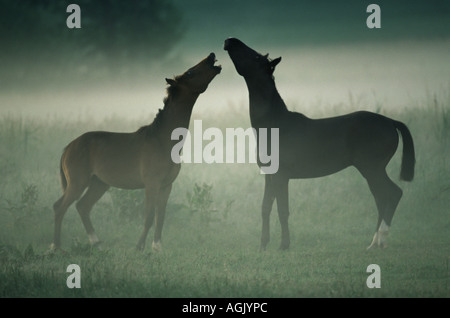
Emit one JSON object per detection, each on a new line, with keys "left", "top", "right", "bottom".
{"left": 224, "top": 38, "right": 415, "bottom": 250}
{"left": 51, "top": 53, "right": 221, "bottom": 251}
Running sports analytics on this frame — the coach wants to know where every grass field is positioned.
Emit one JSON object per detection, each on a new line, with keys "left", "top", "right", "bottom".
{"left": 0, "top": 89, "right": 449, "bottom": 298}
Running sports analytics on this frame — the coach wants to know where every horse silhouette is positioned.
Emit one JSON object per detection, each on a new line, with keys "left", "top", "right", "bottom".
{"left": 225, "top": 38, "right": 415, "bottom": 250}
{"left": 51, "top": 53, "right": 221, "bottom": 251}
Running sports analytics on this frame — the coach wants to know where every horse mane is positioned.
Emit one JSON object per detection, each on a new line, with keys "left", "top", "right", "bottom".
{"left": 136, "top": 80, "right": 180, "bottom": 136}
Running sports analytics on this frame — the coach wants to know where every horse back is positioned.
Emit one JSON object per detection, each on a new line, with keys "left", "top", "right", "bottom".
{"left": 275, "top": 111, "right": 399, "bottom": 178}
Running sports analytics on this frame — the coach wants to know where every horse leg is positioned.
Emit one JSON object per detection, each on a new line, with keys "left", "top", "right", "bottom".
{"left": 75, "top": 176, "right": 110, "bottom": 246}
{"left": 152, "top": 184, "right": 172, "bottom": 252}
{"left": 274, "top": 176, "right": 290, "bottom": 250}
{"left": 52, "top": 196, "right": 68, "bottom": 251}
{"left": 363, "top": 169, "right": 403, "bottom": 249}
{"left": 261, "top": 174, "right": 275, "bottom": 251}
{"left": 136, "top": 185, "right": 158, "bottom": 251}
{"left": 52, "top": 183, "right": 87, "bottom": 250}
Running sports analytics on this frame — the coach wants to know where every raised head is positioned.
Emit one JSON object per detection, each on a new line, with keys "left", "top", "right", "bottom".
{"left": 224, "top": 38, "right": 281, "bottom": 79}
{"left": 166, "top": 53, "right": 222, "bottom": 95}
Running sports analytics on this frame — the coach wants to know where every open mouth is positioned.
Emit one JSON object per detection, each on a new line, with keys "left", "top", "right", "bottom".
{"left": 208, "top": 53, "right": 222, "bottom": 73}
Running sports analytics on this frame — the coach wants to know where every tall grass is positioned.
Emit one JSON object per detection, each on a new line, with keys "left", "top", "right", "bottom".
{"left": 0, "top": 91, "right": 449, "bottom": 297}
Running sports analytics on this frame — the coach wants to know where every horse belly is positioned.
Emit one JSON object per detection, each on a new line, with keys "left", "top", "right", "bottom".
{"left": 282, "top": 153, "right": 351, "bottom": 178}
{"left": 91, "top": 148, "right": 145, "bottom": 189}
{"left": 94, "top": 163, "right": 144, "bottom": 189}
{"left": 279, "top": 135, "right": 351, "bottom": 178}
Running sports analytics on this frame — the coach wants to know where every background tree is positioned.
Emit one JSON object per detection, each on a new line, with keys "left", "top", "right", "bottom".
{"left": 0, "top": 0, "right": 185, "bottom": 86}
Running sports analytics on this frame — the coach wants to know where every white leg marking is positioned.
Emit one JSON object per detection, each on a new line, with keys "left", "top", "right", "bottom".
{"left": 88, "top": 233, "right": 100, "bottom": 245}
{"left": 378, "top": 220, "right": 389, "bottom": 248}
{"left": 379, "top": 220, "right": 390, "bottom": 232}
{"left": 368, "top": 220, "right": 390, "bottom": 250}
{"left": 152, "top": 241, "right": 162, "bottom": 252}
{"left": 367, "top": 232, "right": 379, "bottom": 250}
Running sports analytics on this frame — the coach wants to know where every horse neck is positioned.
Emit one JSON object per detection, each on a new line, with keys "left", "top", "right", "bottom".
{"left": 245, "top": 76, "right": 287, "bottom": 128}
{"left": 157, "top": 92, "right": 199, "bottom": 142}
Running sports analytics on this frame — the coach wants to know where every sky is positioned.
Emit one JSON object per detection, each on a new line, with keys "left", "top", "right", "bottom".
{"left": 171, "top": 0, "right": 450, "bottom": 49}
{"left": 1, "top": 0, "right": 449, "bottom": 120}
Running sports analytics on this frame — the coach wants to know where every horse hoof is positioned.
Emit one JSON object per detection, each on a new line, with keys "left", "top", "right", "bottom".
{"left": 152, "top": 241, "right": 162, "bottom": 252}
{"left": 46, "top": 244, "right": 66, "bottom": 255}
{"left": 260, "top": 241, "right": 269, "bottom": 252}
{"left": 92, "top": 241, "right": 103, "bottom": 251}
{"left": 45, "top": 246, "right": 57, "bottom": 255}
{"left": 367, "top": 243, "right": 388, "bottom": 250}
{"left": 279, "top": 243, "right": 290, "bottom": 251}
{"left": 88, "top": 233, "right": 101, "bottom": 246}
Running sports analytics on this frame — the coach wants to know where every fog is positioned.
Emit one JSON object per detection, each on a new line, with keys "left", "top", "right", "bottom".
{"left": 1, "top": 0, "right": 449, "bottom": 122}
{"left": 1, "top": 1, "right": 450, "bottom": 299}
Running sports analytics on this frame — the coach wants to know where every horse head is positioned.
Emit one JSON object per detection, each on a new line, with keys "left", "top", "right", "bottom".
{"left": 166, "top": 53, "right": 222, "bottom": 94}
{"left": 224, "top": 38, "right": 281, "bottom": 79}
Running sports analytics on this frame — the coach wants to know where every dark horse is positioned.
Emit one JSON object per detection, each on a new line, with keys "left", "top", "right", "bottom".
{"left": 224, "top": 38, "right": 415, "bottom": 250}
{"left": 51, "top": 53, "right": 221, "bottom": 251}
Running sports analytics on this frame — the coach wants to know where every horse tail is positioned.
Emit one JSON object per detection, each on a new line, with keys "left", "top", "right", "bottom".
{"left": 59, "top": 154, "right": 68, "bottom": 192}
{"left": 393, "top": 120, "right": 415, "bottom": 181}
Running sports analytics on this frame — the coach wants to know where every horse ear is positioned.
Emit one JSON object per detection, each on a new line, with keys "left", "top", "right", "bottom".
{"left": 270, "top": 57, "right": 282, "bottom": 69}
{"left": 166, "top": 78, "right": 176, "bottom": 86}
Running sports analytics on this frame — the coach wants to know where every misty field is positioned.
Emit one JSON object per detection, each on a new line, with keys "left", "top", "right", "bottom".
{"left": 0, "top": 89, "right": 449, "bottom": 298}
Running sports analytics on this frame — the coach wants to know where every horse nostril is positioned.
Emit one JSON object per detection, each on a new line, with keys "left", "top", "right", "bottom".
{"left": 224, "top": 38, "right": 241, "bottom": 51}
{"left": 224, "top": 38, "right": 232, "bottom": 50}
